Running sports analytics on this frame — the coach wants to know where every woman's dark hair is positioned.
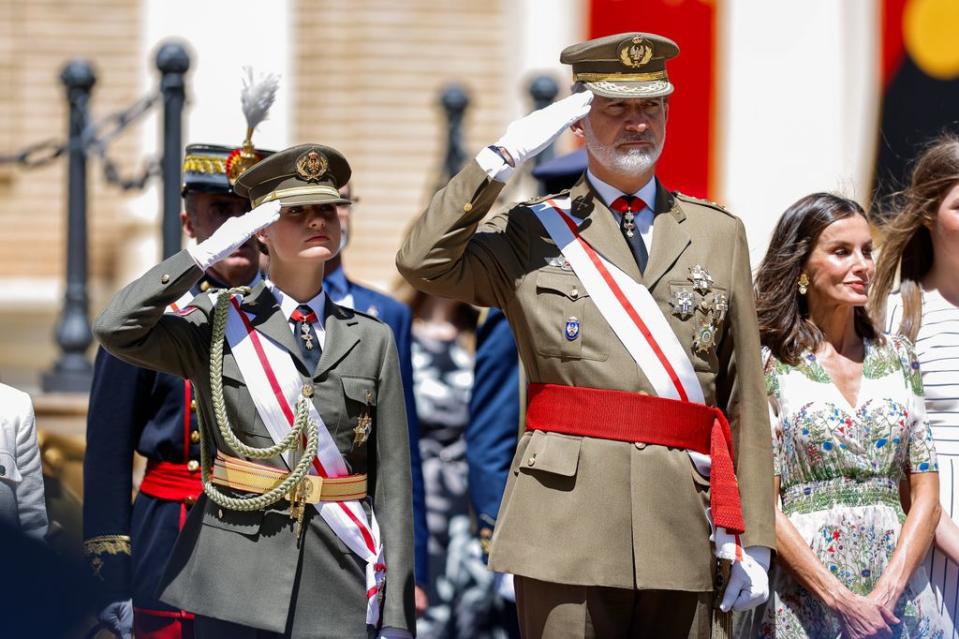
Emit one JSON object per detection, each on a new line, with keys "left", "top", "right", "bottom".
{"left": 755, "top": 192, "right": 880, "bottom": 365}
{"left": 869, "top": 134, "right": 959, "bottom": 341}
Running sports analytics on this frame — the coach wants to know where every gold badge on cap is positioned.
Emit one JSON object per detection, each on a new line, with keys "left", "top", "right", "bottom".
{"left": 296, "top": 149, "right": 329, "bottom": 182}
{"left": 619, "top": 36, "right": 653, "bottom": 69}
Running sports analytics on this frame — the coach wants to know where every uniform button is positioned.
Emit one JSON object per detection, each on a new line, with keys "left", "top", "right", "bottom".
{"left": 190, "top": 399, "right": 197, "bottom": 411}
{"left": 187, "top": 460, "right": 200, "bottom": 472}
{"left": 160, "top": 274, "right": 170, "bottom": 284}
{"left": 464, "top": 202, "right": 473, "bottom": 212}
{"left": 527, "top": 454, "right": 537, "bottom": 467}
{"left": 302, "top": 384, "right": 314, "bottom": 398}
{"left": 571, "top": 287, "right": 579, "bottom": 299}
{"left": 217, "top": 508, "right": 224, "bottom": 519}
{"left": 634, "top": 442, "right": 646, "bottom": 450}
{"left": 184, "top": 495, "right": 196, "bottom": 506}
{"left": 190, "top": 430, "right": 201, "bottom": 444}
{"left": 199, "top": 281, "right": 211, "bottom": 292}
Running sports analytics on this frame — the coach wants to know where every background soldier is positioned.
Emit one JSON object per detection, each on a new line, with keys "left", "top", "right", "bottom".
{"left": 398, "top": 32, "right": 775, "bottom": 638}
{"left": 83, "top": 138, "right": 271, "bottom": 639}
{"left": 326, "top": 182, "right": 431, "bottom": 613}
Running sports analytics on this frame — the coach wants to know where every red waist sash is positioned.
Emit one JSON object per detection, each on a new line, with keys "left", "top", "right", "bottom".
{"left": 139, "top": 460, "right": 202, "bottom": 504}
{"left": 526, "top": 383, "right": 746, "bottom": 534}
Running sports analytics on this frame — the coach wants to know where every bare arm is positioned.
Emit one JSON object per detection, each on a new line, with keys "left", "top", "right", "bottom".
{"left": 871, "top": 471, "right": 940, "bottom": 608}
{"left": 934, "top": 509, "right": 959, "bottom": 565}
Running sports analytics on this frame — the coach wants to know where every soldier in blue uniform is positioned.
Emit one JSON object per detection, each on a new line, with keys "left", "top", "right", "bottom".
{"left": 83, "top": 138, "right": 272, "bottom": 639}
{"left": 325, "top": 182, "right": 431, "bottom": 614}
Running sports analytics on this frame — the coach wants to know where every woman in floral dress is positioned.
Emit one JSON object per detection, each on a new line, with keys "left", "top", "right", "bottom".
{"left": 753, "top": 193, "right": 944, "bottom": 638}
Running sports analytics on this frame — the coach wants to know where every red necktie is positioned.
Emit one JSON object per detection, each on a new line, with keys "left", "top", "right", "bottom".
{"left": 611, "top": 195, "right": 649, "bottom": 273}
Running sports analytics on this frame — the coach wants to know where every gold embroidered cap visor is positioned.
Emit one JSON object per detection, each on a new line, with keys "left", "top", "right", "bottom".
{"left": 232, "top": 143, "right": 352, "bottom": 209}
{"left": 560, "top": 32, "right": 680, "bottom": 99}
{"left": 181, "top": 143, "right": 274, "bottom": 196}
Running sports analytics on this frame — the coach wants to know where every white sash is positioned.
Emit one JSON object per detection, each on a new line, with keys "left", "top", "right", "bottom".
{"left": 222, "top": 295, "right": 386, "bottom": 625}
{"left": 529, "top": 197, "right": 704, "bottom": 403}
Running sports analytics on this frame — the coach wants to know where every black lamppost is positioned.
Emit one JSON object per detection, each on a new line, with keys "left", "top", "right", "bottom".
{"left": 156, "top": 41, "right": 190, "bottom": 259}
{"left": 43, "top": 60, "right": 96, "bottom": 393}
{"left": 529, "top": 75, "right": 559, "bottom": 168}
{"left": 440, "top": 84, "right": 470, "bottom": 180}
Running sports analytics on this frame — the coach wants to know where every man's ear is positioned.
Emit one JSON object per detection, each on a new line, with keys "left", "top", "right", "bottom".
{"left": 570, "top": 117, "right": 586, "bottom": 140}
{"left": 180, "top": 210, "right": 196, "bottom": 239}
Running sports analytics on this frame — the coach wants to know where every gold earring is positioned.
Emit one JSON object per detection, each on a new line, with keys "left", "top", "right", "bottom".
{"left": 797, "top": 273, "right": 809, "bottom": 295}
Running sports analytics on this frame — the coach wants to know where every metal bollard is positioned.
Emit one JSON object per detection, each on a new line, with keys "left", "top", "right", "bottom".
{"left": 156, "top": 41, "right": 190, "bottom": 259}
{"left": 42, "top": 60, "right": 96, "bottom": 393}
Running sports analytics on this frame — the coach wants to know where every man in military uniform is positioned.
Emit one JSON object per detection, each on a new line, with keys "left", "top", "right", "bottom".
{"left": 83, "top": 140, "right": 271, "bottom": 639}
{"left": 325, "top": 182, "right": 430, "bottom": 613}
{"left": 397, "top": 32, "right": 775, "bottom": 638}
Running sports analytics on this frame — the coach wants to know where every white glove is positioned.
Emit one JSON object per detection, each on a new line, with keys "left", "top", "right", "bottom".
{"left": 495, "top": 571, "right": 516, "bottom": 603}
{"left": 377, "top": 628, "right": 413, "bottom": 639}
{"left": 712, "top": 524, "right": 770, "bottom": 612}
{"left": 97, "top": 598, "right": 133, "bottom": 639}
{"left": 186, "top": 200, "right": 281, "bottom": 271}
{"left": 495, "top": 90, "right": 593, "bottom": 167}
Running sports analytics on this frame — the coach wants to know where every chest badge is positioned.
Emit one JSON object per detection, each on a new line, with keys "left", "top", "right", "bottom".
{"left": 688, "top": 264, "right": 714, "bottom": 294}
{"left": 546, "top": 255, "right": 573, "bottom": 271}
{"left": 352, "top": 391, "right": 374, "bottom": 449}
{"left": 709, "top": 291, "right": 728, "bottom": 323}
{"left": 564, "top": 316, "right": 581, "bottom": 341}
{"left": 670, "top": 289, "right": 695, "bottom": 320}
{"left": 693, "top": 320, "right": 717, "bottom": 354}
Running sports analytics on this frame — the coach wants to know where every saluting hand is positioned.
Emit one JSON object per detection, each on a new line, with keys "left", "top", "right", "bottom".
{"left": 187, "top": 199, "right": 282, "bottom": 271}
{"left": 495, "top": 90, "right": 593, "bottom": 168}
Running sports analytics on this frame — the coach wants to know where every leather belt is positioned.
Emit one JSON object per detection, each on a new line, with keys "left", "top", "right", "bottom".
{"left": 525, "top": 383, "right": 746, "bottom": 534}
{"left": 211, "top": 452, "right": 367, "bottom": 504}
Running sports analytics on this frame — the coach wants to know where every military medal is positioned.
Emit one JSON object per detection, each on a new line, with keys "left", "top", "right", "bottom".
{"left": 623, "top": 211, "right": 636, "bottom": 238}
{"left": 565, "top": 316, "right": 581, "bottom": 341}
{"left": 299, "top": 323, "right": 315, "bottom": 350}
{"left": 710, "top": 292, "right": 728, "bottom": 323}
{"left": 688, "top": 264, "right": 714, "bottom": 294}
{"left": 693, "top": 319, "right": 717, "bottom": 353}
{"left": 352, "top": 391, "right": 374, "bottom": 448}
{"left": 670, "top": 289, "right": 695, "bottom": 320}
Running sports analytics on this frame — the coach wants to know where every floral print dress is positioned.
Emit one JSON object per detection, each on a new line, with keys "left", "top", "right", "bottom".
{"left": 759, "top": 336, "right": 944, "bottom": 638}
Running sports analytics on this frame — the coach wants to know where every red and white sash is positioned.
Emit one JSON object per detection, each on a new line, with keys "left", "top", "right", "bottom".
{"left": 529, "top": 197, "right": 746, "bottom": 551}
{"left": 220, "top": 294, "right": 386, "bottom": 625}
{"left": 529, "top": 197, "right": 703, "bottom": 403}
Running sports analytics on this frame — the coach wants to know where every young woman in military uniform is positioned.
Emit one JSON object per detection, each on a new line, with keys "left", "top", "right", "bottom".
{"left": 95, "top": 144, "right": 415, "bottom": 639}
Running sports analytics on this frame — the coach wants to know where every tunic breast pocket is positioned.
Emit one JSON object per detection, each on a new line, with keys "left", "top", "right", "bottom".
{"left": 340, "top": 376, "right": 376, "bottom": 457}
{"left": 531, "top": 271, "right": 608, "bottom": 362}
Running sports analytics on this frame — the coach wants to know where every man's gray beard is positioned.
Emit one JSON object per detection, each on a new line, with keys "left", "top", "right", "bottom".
{"left": 584, "top": 120, "right": 664, "bottom": 175}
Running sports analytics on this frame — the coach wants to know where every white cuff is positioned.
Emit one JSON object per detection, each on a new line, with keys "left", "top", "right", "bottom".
{"left": 745, "top": 545, "right": 771, "bottom": 572}
{"left": 475, "top": 146, "right": 514, "bottom": 183}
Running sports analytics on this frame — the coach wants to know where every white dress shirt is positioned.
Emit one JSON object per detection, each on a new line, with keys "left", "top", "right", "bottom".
{"left": 586, "top": 169, "right": 657, "bottom": 255}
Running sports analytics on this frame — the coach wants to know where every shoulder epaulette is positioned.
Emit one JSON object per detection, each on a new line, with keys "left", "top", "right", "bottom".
{"left": 522, "top": 189, "right": 571, "bottom": 206}
{"left": 673, "top": 191, "right": 732, "bottom": 216}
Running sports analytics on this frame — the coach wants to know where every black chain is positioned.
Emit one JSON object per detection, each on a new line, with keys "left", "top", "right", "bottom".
{"left": 0, "top": 91, "right": 161, "bottom": 191}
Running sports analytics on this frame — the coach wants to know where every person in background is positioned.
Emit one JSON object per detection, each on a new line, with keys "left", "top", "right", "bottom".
{"left": 326, "top": 182, "right": 430, "bottom": 614}
{"left": 754, "top": 192, "right": 943, "bottom": 638}
{"left": 871, "top": 134, "right": 959, "bottom": 639}
{"left": 0, "top": 382, "right": 47, "bottom": 541}
{"left": 395, "top": 279, "right": 479, "bottom": 639}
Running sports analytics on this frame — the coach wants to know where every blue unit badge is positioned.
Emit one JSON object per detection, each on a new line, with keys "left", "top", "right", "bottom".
{"left": 565, "top": 316, "right": 580, "bottom": 341}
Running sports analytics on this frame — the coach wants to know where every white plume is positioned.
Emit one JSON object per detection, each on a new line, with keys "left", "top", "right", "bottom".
{"left": 240, "top": 66, "right": 280, "bottom": 132}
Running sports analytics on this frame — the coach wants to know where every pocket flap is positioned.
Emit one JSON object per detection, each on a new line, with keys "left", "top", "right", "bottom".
{"left": 520, "top": 431, "right": 582, "bottom": 477}
{"left": 536, "top": 272, "right": 588, "bottom": 301}
{"left": 0, "top": 450, "right": 22, "bottom": 484}
{"left": 341, "top": 376, "right": 377, "bottom": 405}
